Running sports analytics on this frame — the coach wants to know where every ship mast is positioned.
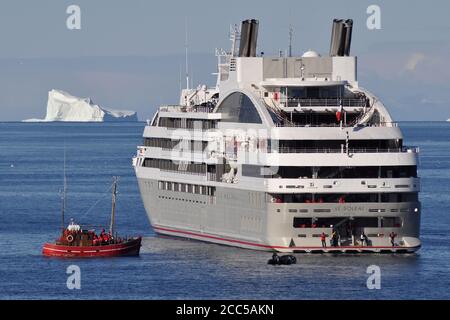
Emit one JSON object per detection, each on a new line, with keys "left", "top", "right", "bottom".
{"left": 185, "top": 17, "right": 190, "bottom": 90}
{"left": 288, "top": 24, "right": 293, "bottom": 57}
{"left": 109, "top": 176, "right": 118, "bottom": 236}
{"left": 61, "top": 148, "right": 67, "bottom": 232}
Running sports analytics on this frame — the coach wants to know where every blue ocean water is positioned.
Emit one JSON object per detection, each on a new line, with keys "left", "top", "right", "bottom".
{"left": 0, "top": 122, "right": 449, "bottom": 300}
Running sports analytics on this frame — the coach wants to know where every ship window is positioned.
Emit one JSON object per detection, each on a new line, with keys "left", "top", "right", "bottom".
{"left": 216, "top": 92, "right": 262, "bottom": 124}
{"left": 315, "top": 218, "right": 346, "bottom": 228}
{"left": 352, "top": 217, "right": 379, "bottom": 228}
{"left": 293, "top": 218, "right": 312, "bottom": 228}
{"left": 381, "top": 217, "right": 402, "bottom": 228}
{"left": 270, "top": 193, "right": 416, "bottom": 203}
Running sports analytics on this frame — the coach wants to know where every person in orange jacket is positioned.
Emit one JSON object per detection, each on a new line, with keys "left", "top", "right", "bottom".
{"left": 321, "top": 232, "right": 327, "bottom": 248}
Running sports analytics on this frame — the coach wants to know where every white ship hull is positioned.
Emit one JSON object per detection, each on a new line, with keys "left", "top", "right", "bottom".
{"left": 135, "top": 175, "right": 421, "bottom": 253}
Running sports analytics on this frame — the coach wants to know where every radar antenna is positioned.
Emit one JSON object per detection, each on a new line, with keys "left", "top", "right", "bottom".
{"left": 230, "top": 24, "right": 240, "bottom": 57}
{"left": 288, "top": 24, "right": 293, "bottom": 57}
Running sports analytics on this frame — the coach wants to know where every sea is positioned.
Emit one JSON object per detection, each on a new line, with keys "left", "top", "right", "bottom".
{"left": 0, "top": 121, "right": 449, "bottom": 300}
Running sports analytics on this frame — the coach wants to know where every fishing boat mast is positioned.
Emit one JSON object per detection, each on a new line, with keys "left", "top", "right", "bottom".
{"left": 61, "top": 149, "right": 67, "bottom": 232}
{"left": 109, "top": 177, "right": 118, "bottom": 236}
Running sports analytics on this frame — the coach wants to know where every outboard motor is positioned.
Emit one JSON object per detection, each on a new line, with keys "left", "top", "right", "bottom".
{"left": 238, "top": 19, "right": 259, "bottom": 57}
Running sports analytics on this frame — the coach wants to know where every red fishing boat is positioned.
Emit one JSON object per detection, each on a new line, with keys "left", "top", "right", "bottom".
{"left": 43, "top": 176, "right": 141, "bottom": 258}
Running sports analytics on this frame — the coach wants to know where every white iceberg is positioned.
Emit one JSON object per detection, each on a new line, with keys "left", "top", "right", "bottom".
{"left": 24, "top": 90, "right": 138, "bottom": 122}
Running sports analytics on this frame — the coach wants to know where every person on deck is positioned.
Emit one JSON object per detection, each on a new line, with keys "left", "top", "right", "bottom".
{"left": 331, "top": 230, "right": 337, "bottom": 247}
{"left": 321, "top": 232, "right": 327, "bottom": 248}
{"left": 389, "top": 232, "right": 397, "bottom": 247}
{"left": 360, "top": 233, "right": 365, "bottom": 246}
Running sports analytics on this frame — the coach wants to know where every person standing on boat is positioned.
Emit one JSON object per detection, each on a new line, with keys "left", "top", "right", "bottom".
{"left": 360, "top": 232, "right": 366, "bottom": 246}
{"left": 389, "top": 232, "right": 397, "bottom": 247}
{"left": 331, "top": 230, "right": 338, "bottom": 247}
{"left": 321, "top": 232, "right": 327, "bottom": 248}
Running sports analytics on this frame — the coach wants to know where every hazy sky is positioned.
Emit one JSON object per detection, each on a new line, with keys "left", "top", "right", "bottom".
{"left": 0, "top": 0, "right": 449, "bottom": 120}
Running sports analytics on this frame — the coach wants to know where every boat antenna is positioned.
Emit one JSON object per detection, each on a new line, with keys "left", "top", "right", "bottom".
{"left": 288, "top": 24, "right": 293, "bottom": 57}
{"left": 230, "top": 24, "right": 240, "bottom": 57}
{"left": 109, "top": 176, "right": 118, "bottom": 236}
{"left": 179, "top": 63, "right": 182, "bottom": 94}
{"left": 61, "top": 146, "right": 67, "bottom": 232}
{"left": 185, "top": 16, "right": 190, "bottom": 90}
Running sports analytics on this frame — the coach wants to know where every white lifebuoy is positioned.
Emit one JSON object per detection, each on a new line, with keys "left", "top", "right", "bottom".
{"left": 66, "top": 234, "right": 74, "bottom": 243}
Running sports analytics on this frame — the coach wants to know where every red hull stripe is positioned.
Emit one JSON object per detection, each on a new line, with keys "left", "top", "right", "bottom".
{"left": 153, "top": 225, "right": 277, "bottom": 249}
{"left": 42, "top": 238, "right": 141, "bottom": 257}
{"left": 153, "top": 225, "right": 418, "bottom": 250}
{"left": 43, "top": 246, "right": 135, "bottom": 254}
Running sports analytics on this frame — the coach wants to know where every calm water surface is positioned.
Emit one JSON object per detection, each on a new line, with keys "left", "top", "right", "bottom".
{"left": 0, "top": 122, "right": 449, "bottom": 299}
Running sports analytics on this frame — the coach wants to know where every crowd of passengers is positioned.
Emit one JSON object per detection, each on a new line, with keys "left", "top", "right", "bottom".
{"left": 320, "top": 230, "right": 398, "bottom": 248}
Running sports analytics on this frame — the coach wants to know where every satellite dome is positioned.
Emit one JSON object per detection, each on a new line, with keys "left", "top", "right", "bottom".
{"left": 302, "top": 50, "right": 321, "bottom": 58}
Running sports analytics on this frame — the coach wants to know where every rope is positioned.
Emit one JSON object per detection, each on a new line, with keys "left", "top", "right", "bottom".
{"left": 75, "top": 183, "right": 114, "bottom": 221}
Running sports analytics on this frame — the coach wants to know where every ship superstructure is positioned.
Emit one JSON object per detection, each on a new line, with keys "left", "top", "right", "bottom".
{"left": 133, "top": 19, "right": 421, "bottom": 253}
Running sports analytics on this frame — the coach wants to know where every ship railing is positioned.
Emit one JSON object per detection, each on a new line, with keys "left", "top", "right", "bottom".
{"left": 275, "top": 121, "right": 398, "bottom": 128}
{"left": 273, "top": 146, "right": 418, "bottom": 154}
{"left": 159, "top": 105, "right": 215, "bottom": 113}
{"left": 159, "top": 168, "right": 206, "bottom": 176}
{"left": 277, "top": 97, "right": 368, "bottom": 108}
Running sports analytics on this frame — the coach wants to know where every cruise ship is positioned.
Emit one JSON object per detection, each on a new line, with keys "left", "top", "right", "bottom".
{"left": 133, "top": 19, "right": 421, "bottom": 253}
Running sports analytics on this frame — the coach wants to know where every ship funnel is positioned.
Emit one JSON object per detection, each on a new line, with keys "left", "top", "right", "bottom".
{"left": 329, "top": 19, "right": 353, "bottom": 56}
{"left": 343, "top": 19, "right": 353, "bottom": 56}
{"left": 239, "top": 19, "right": 259, "bottom": 57}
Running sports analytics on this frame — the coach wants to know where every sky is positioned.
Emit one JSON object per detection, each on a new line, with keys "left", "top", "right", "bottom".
{"left": 0, "top": 0, "right": 449, "bottom": 121}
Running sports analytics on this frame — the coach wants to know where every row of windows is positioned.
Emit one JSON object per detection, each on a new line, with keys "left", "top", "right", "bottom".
{"left": 293, "top": 217, "right": 402, "bottom": 229}
{"left": 143, "top": 158, "right": 206, "bottom": 175}
{"left": 158, "top": 196, "right": 208, "bottom": 205}
{"left": 283, "top": 86, "right": 343, "bottom": 99}
{"left": 158, "top": 117, "right": 217, "bottom": 130}
{"left": 271, "top": 192, "right": 419, "bottom": 203}
{"left": 276, "top": 139, "right": 402, "bottom": 152}
{"left": 143, "top": 138, "right": 208, "bottom": 151}
{"left": 242, "top": 165, "right": 417, "bottom": 179}
{"left": 158, "top": 180, "right": 216, "bottom": 196}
